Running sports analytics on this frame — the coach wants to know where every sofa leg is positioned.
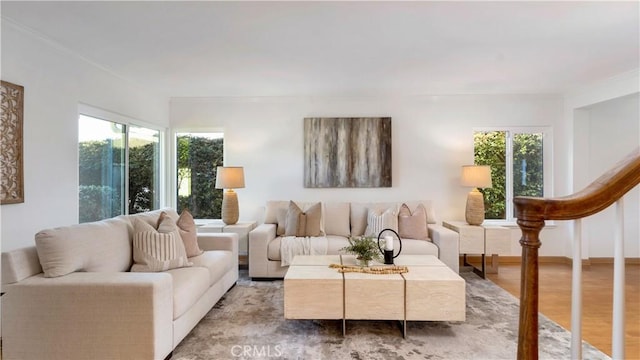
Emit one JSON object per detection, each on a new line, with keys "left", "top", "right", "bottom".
{"left": 164, "top": 351, "right": 173, "bottom": 360}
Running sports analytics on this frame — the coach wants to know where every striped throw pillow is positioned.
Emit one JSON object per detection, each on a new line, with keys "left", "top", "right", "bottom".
{"left": 131, "top": 218, "right": 191, "bottom": 272}
{"left": 364, "top": 207, "right": 398, "bottom": 237}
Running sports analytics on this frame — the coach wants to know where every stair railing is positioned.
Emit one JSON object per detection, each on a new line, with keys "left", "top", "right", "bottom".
{"left": 514, "top": 147, "right": 640, "bottom": 359}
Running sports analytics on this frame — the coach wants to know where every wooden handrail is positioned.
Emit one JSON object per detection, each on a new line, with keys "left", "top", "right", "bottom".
{"left": 514, "top": 147, "right": 640, "bottom": 359}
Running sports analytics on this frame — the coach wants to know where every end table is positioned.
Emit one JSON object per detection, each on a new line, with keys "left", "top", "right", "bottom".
{"left": 197, "top": 220, "right": 257, "bottom": 266}
{"left": 442, "top": 220, "right": 510, "bottom": 278}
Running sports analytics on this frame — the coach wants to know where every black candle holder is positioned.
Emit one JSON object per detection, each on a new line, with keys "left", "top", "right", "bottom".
{"left": 377, "top": 228, "right": 402, "bottom": 265}
{"left": 383, "top": 249, "right": 394, "bottom": 265}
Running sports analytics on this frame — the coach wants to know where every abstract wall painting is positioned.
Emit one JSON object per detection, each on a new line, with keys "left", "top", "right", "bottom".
{"left": 1, "top": 81, "right": 25, "bottom": 204}
{"left": 304, "top": 117, "right": 392, "bottom": 188}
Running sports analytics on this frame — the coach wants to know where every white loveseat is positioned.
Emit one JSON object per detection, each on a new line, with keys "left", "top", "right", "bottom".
{"left": 249, "top": 201, "right": 459, "bottom": 278}
{"left": 1, "top": 209, "right": 238, "bottom": 360}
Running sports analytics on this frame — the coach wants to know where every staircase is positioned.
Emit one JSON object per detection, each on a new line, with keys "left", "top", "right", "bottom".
{"left": 514, "top": 147, "right": 640, "bottom": 359}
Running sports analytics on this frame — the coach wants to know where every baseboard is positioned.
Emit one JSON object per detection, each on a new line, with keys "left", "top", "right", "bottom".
{"left": 589, "top": 257, "right": 640, "bottom": 265}
{"left": 470, "top": 255, "right": 639, "bottom": 266}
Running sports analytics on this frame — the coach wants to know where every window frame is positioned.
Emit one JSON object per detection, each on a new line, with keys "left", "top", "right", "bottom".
{"left": 78, "top": 103, "right": 166, "bottom": 220}
{"left": 473, "top": 126, "right": 553, "bottom": 225}
{"left": 170, "top": 128, "right": 225, "bottom": 220}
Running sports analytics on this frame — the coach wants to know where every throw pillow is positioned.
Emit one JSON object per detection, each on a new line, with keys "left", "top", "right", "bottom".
{"left": 284, "top": 201, "right": 323, "bottom": 237}
{"left": 131, "top": 217, "right": 191, "bottom": 272}
{"left": 398, "top": 203, "right": 429, "bottom": 240}
{"left": 364, "top": 207, "right": 398, "bottom": 237}
{"left": 276, "top": 208, "right": 288, "bottom": 236}
{"left": 176, "top": 209, "right": 204, "bottom": 257}
{"left": 157, "top": 211, "right": 183, "bottom": 246}
{"left": 303, "top": 202, "right": 323, "bottom": 237}
{"left": 285, "top": 201, "right": 307, "bottom": 236}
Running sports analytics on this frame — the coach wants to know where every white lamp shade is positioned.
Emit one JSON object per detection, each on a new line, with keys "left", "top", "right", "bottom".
{"left": 215, "top": 166, "right": 245, "bottom": 189}
{"left": 461, "top": 165, "right": 492, "bottom": 189}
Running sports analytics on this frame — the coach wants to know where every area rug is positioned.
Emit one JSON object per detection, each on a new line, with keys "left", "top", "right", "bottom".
{"left": 172, "top": 270, "right": 609, "bottom": 360}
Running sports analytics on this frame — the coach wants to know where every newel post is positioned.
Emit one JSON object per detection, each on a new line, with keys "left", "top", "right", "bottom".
{"left": 516, "top": 216, "right": 545, "bottom": 360}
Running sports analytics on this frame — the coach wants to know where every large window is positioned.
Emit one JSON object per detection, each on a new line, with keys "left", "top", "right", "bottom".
{"left": 176, "top": 132, "right": 224, "bottom": 219}
{"left": 473, "top": 128, "right": 550, "bottom": 222}
{"left": 78, "top": 110, "right": 162, "bottom": 223}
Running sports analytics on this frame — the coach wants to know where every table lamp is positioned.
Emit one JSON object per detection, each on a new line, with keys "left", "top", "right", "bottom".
{"left": 215, "top": 166, "right": 245, "bottom": 225}
{"left": 461, "top": 165, "right": 492, "bottom": 225}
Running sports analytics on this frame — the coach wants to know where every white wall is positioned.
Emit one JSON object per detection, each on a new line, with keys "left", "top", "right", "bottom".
{"left": 170, "top": 94, "right": 568, "bottom": 256}
{"left": 0, "top": 21, "right": 169, "bottom": 252}
{"left": 566, "top": 69, "right": 640, "bottom": 260}
{"left": 580, "top": 94, "right": 639, "bottom": 258}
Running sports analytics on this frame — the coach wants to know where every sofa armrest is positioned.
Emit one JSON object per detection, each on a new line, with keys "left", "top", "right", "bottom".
{"left": 197, "top": 233, "right": 239, "bottom": 269}
{"left": 429, "top": 224, "right": 460, "bottom": 273}
{"left": 248, "top": 224, "right": 276, "bottom": 278}
{"left": 2, "top": 272, "right": 173, "bottom": 360}
{"left": 2, "top": 246, "right": 42, "bottom": 287}
{"left": 198, "top": 232, "right": 239, "bottom": 253}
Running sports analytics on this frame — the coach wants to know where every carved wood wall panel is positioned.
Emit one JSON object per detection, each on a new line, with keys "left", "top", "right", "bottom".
{"left": 1, "top": 80, "right": 24, "bottom": 204}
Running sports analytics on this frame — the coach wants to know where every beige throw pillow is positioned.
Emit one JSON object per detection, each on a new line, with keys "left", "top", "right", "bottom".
{"left": 398, "top": 203, "right": 429, "bottom": 240}
{"left": 276, "top": 208, "right": 288, "bottom": 236}
{"left": 284, "top": 201, "right": 323, "bottom": 237}
{"left": 176, "top": 209, "right": 204, "bottom": 257}
{"left": 304, "top": 202, "right": 323, "bottom": 237}
{"left": 365, "top": 207, "right": 398, "bottom": 237}
{"left": 285, "top": 201, "right": 307, "bottom": 236}
{"left": 131, "top": 217, "right": 191, "bottom": 272}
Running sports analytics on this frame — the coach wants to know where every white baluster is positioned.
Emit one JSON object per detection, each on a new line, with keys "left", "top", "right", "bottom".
{"left": 612, "top": 198, "right": 625, "bottom": 359}
{"left": 571, "top": 219, "right": 583, "bottom": 360}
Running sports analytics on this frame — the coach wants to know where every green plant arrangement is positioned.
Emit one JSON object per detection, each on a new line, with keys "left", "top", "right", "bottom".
{"left": 341, "top": 236, "right": 383, "bottom": 266}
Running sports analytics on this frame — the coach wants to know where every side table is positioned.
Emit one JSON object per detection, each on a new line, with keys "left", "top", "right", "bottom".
{"left": 197, "top": 220, "right": 257, "bottom": 266}
{"left": 442, "top": 220, "right": 510, "bottom": 278}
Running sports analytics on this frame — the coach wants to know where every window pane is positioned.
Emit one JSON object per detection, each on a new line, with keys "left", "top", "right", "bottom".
{"left": 129, "top": 126, "right": 160, "bottom": 214}
{"left": 176, "top": 133, "right": 224, "bottom": 218}
{"left": 78, "top": 115, "right": 126, "bottom": 223}
{"left": 513, "top": 133, "right": 544, "bottom": 212}
{"left": 473, "top": 131, "right": 506, "bottom": 220}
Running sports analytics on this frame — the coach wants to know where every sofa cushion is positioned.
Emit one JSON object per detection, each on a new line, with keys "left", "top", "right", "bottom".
{"left": 364, "top": 206, "right": 399, "bottom": 237}
{"left": 398, "top": 203, "right": 429, "bottom": 240}
{"left": 35, "top": 217, "right": 132, "bottom": 278}
{"left": 189, "top": 250, "right": 233, "bottom": 286}
{"left": 166, "top": 266, "right": 210, "bottom": 319}
{"left": 267, "top": 237, "right": 282, "bottom": 261}
{"left": 131, "top": 218, "right": 191, "bottom": 272}
{"left": 264, "top": 200, "right": 289, "bottom": 224}
{"left": 400, "top": 238, "right": 439, "bottom": 256}
{"left": 325, "top": 235, "right": 351, "bottom": 254}
{"left": 176, "top": 210, "right": 204, "bottom": 258}
{"left": 323, "top": 202, "right": 351, "bottom": 237}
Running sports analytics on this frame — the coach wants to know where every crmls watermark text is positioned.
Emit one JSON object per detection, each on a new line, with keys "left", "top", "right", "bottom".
{"left": 230, "top": 344, "right": 284, "bottom": 358}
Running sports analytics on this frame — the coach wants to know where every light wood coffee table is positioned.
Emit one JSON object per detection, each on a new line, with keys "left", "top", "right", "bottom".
{"left": 284, "top": 254, "right": 465, "bottom": 337}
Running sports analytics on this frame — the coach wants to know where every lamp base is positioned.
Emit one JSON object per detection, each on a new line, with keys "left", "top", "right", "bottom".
{"left": 465, "top": 188, "right": 485, "bottom": 226}
{"left": 221, "top": 190, "right": 239, "bottom": 225}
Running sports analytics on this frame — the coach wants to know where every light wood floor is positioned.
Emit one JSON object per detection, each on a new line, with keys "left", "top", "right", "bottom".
{"left": 485, "top": 262, "right": 640, "bottom": 359}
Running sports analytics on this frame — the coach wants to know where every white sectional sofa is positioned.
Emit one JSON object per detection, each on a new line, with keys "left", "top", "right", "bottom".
{"left": 1, "top": 209, "right": 238, "bottom": 360}
{"left": 249, "top": 201, "right": 459, "bottom": 278}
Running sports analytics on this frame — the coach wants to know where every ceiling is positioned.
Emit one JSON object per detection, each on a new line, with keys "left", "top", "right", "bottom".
{"left": 2, "top": 1, "right": 639, "bottom": 98}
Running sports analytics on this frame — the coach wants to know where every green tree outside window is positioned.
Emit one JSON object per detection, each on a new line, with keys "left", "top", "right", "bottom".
{"left": 474, "top": 131, "right": 544, "bottom": 220}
